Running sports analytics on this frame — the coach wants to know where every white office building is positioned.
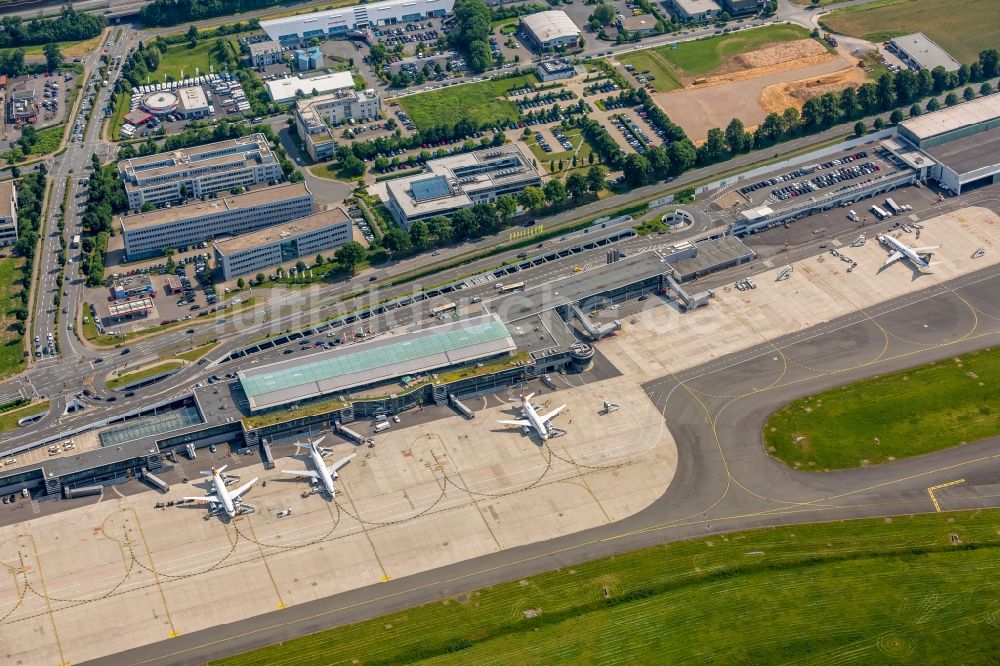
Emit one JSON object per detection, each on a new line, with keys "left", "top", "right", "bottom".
{"left": 665, "top": 0, "right": 720, "bottom": 21}
{"left": 0, "top": 180, "right": 17, "bottom": 246}
{"left": 118, "top": 133, "right": 283, "bottom": 210}
{"left": 519, "top": 11, "right": 581, "bottom": 51}
{"left": 295, "top": 88, "right": 382, "bottom": 160}
{"left": 266, "top": 71, "right": 357, "bottom": 103}
{"left": 260, "top": 0, "right": 454, "bottom": 42}
{"left": 120, "top": 183, "right": 314, "bottom": 259}
{"left": 248, "top": 40, "right": 284, "bottom": 68}
{"left": 385, "top": 144, "right": 541, "bottom": 228}
{"left": 214, "top": 207, "right": 353, "bottom": 279}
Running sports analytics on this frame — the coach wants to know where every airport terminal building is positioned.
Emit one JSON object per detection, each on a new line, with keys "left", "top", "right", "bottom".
{"left": 260, "top": 0, "right": 454, "bottom": 42}
{"left": 118, "top": 134, "right": 283, "bottom": 210}
{"left": 214, "top": 207, "right": 353, "bottom": 280}
{"left": 385, "top": 145, "right": 541, "bottom": 228}
{"left": 120, "top": 183, "right": 314, "bottom": 259}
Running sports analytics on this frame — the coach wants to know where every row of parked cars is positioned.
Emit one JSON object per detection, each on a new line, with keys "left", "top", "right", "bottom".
{"left": 770, "top": 161, "right": 881, "bottom": 201}
{"left": 393, "top": 108, "right": 416, "bottom": 132}
{"left": 741, "top": 151, "right": 872, "bottom": 195}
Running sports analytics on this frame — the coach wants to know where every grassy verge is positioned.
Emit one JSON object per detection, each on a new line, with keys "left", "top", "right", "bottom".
{"left": 0, "top": 400, "right": 50, "bottom": 433}
{"left": 654, "top": 23, "right": 813, "bottom": 76}
{"left": 0, "top": 33, "right": 105, "bottom": 60}
{"left": 615, "top": 50, "right": 683, "bottom": 92}
{"left": 821, "top": 0, "right": 1000, "bottom": 64}
{"left": 308, "top": 164, "right": 359, "bottom": 183}
{"left": 0, "top": 257, "right": 27, "bottom": 379}
{"left": 107, "top": 361, "right": 183, "bottom": 390}
{"left": 26, "top": 124, "right": 65, "bottom": 156}
{"left": 397, "top": 74, "right": 538, "bottom": 132}
{"left": 175, "top": 340, "right": 221, "bottom": 363}
{"left": 374, "top": 167, "right": 425, "bottom": 183}
{"left": 108, "top": 92, "right": 131, "bottom": 140}
{"left": 212, "top": 509, "right": 1000, "bottom": 666}
{"left": 765, "top": 346, "right": 1000, "bottom": 470}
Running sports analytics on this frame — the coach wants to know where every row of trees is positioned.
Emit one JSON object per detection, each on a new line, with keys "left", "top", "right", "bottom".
{"left": 80, "top": 155, "right": 128, "bottom": 287}
{"left": 7, "top": 168, "right": 48, "bottom": 336}
{"left": 450, "top": 0, "right": 494, "bottom": 74}
{"left": 0, "top": 6, "right": 103, "bottom": 49}
{"left": 140, "top": 0, "right": 294, "bottom": 27}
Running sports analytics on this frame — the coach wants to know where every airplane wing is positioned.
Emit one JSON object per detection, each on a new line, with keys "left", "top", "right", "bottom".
{"left": 327, "top": 454, "right": 356, "bottom": 477}
{"left": 540, "top": 405, "right": 566, "bottom": 424}
{"left": 498, "top": 419, "right": 531, "bottom": 427}
{"left": 184, "top": 494, "right": 221, "bottom": 505}
{"left": 915, "top": 246, "right": 940, "bottom": 253}
{"left": 882, "top": 251, "right": 904, "bottom": 267}
{"left": 281, "top": 469, "right": 319, "bottom": 479}
{"left": 229, "top": 477, "right": 258, "bottom": 500}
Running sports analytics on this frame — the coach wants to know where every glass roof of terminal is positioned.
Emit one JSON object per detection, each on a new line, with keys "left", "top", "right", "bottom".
{"left": 240, "top": 317, "right": 511, "bottom": 399}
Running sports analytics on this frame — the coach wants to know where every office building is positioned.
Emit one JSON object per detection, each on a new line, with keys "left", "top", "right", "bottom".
{"left": 520, "top": 11, "right": 581, "bottom": 51}
{"left": 214, "top": 207, "right": 352, "bottom": 280}
{"left": 260, "top": 0, "right": 454, "bottom": 42}
{"left": 0, "top": 180, "right": 17, "bottom": 246}
{"left": 117, "top": 133, "right": 283, "bottom": 210}
{"left": 120, "top": 183, "right": 314, "bottom": 259}
{"left": 295, "top": 88, "right": 382, "bottom": 160}
{"left": 248, "top": 40, "right": 284, "bottom": 68}
{"left": 385, "top": 144, "right": 541, "bottom": 228}
{"left": 266, "top": 70, "right": 356, "bottom": 102}
{"left": 536, "top": 59, "right": 578, "bottom": 82}
{"left": 888, "top": 33, "right": 961, "bottom": 73}
{"left": 665, "top": 0, "right": 720, "bottom": 21}
{"left": 175, "top": 86, "right": 211, "bottom": 119}
{"left": 295, "top": 46, "right": 325, "bottom": 71}
{"left": 718, "top": 0, "right": 764, "bottom": 14}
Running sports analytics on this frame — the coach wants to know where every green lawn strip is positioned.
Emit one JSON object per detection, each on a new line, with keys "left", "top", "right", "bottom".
{"left": 26, "top": 124, "right": 65, "bottom": 156}
{"left": 396, "top": 74, "right": 538, "bottom": 133}
{"left": 821, "top": 0, "right": 1000, "bottom": 65}
{"left": 655, "top": 23, "right": 812, "bottom": 76}
{"left": 212, "top": 510, "right": 1000, "bottom": 666}
{"left": 151, "top": 38, "right": 241, "bottom": 83}
{"left": 107, "top": 361, "right": 183, "bottom": 390}
{"left": 0, "top": 400, "right": 51, "bottom": 433}
{"left": 765, "top": 346, "right": 1000, "bottom": 470}
{"left": 0, "top": 257, "right": 27, "bottom": 379}
{"left": 108, "top": 92, "right": 131, "bottom": 141}
{"left": 175, "top": 340, "right": 221, "bottom": 363}
{"left": 615, "top": 50, "right": 683, "bottom": 92}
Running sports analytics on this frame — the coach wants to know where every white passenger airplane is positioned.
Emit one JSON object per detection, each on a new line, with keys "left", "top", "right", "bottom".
{"left": 184, "top": 466, "right": 258, "bottom": 519}
{"left": 281, "top": 436, "right": 355, "bottom": 497}
{"left": 877, "top": 233, "right": 939, "bottom": 273}
{"left": 498, "top": 391, "right": 566, "bottom": 441}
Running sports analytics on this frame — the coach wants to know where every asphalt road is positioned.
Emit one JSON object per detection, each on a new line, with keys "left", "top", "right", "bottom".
{"left": 88, "top": 242, "right": 1000, "bottom": 666}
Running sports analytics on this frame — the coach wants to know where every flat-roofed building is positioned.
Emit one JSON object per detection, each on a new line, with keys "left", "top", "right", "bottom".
{"left": 0, "top": 180, "right": 17, "bottom": 246}
{"left": 898, "top": 95, "right": 1000, "bottom": 148}
{"left": 888, "top": 33, "right": 961, "bottom": 72}
{"left": 385, "top": 144, "right": 541, "bottom": 228}
{"left": 666, "top": 0, "right": 720, "bottom": 21}
{"left": 520, "top": 11, "right": 581, "bottom": 51}
{"left": 294, "top": 88, "right": 382, "bottom": 160}
{"left": 718, "top": 0, "right": 764, "bottom": 14}
{"left": 260, "top": 0, "right": 454, "bottom": 42}
{"left": 214, "top": 207, "right": 352, "bottom": 280}
{"left": 248, "top": 40, "right": 284, "bottom": 68}
{"left": 238, "top": 313, "right": 516, "bottom": 412}
{"left": 265, "top": 70, "right": 356, "bottom": 102}
{"left": 536, "top": 58, "right": 578, "bottom": 82}
{"left": 176, "top": 86, "right": 210, "bottom": 119}
{"left": 106, "top": 297, "right": 153, "bottom": 323}
{"left": 618, "top": 14, "right": 658, "bottom": 37}
{"left": 117, "top": 133, "right": 283, "bottom": 210}
{"left": 120, "top": 183, "right": 314, "bottom": 259}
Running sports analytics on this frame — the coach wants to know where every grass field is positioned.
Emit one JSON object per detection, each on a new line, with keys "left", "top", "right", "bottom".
{"left": 397, "top": 74, "right": 538, "bottom": 132}
{"left": 108, "top": 92, "right": 131, "bottom": 141}
{"left": 0, "top": 258, "right": 26, "bottom": 379}
{"left": 615, "top": 50, "right": 683, "bottom": 92}
{"left": 213, "top": 510, "right": 1000, "bottom": 665}
{"left": 765, "top": 346, "right": 1000, "bottom": 470}
{"left": 107, "top": 361, "right": 183, "bottom": 390}
{"left": 175, "top": 340, "right": 220, "bottom": 363}
{"left": 151, "top": 38, "right": 240, "bottom": 83}
{"left": 25, "top": 124, "right": 65, "bottom": 156}
{"left": 0, "top": 33, "right": 105, "bottom": 60}
{"left": 653, "top": 23, "right": 813, "bottom": 76}
{"left": 524, "top": 127, "right": 595, "bottom": 169}
{"left": 0, "top": 400, "right": 50, "bottom": 433}
{"left": 822, "top": 0, "right": 1000, "bottom": 65}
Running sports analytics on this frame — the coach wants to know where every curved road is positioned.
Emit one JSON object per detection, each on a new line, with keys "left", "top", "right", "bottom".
{"left": 92, "top": 254, "right": 1000, "bottom": 665}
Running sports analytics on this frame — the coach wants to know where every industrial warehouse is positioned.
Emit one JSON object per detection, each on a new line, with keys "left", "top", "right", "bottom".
{"left": 259, "top": 0, "right": 454, "bottom": 42}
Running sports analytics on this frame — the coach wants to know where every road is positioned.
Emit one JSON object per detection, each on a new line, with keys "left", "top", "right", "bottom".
{"left": 88, "top": 238, "right": 1000, "bottom": 665}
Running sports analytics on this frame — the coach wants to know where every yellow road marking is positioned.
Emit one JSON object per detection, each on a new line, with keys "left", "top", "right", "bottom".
{"left": 927, "top": 479, "right": 965, "bottom": 512}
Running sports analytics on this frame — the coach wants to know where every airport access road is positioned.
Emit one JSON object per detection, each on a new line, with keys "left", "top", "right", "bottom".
{"left": 91, "top": 253, "right": 1000, "bottom": 666}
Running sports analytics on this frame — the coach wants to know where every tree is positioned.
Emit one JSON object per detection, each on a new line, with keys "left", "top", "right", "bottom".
{"left": 873, "top": 117, "right": 884, "bottom": 130}
{"left": 945, "top": 92, "right": 959, "bottom": 106}
{"left": 697, "top": 128, "right": 728, "bottom": 165}
{"left": 889, "top": 109, "right": 904, "bottom": 125}
{"left": 980, "top": 82, "right": 994, "bottom": 96}
{"left": 565, "top": 172, "right": 588, "bottom": 200}
{"left": 383, "top": 226, "right": 412, "bottom": 253}
{"left": 334, "top": 242, "right": 366, "bottom": 275}
{"left": 517, "top": 186, "right": 545, "bottom": 210}
{"left": 409, "top": 219, "right": 430, "bottom": 250}
{"left": 724, "top": 118, "right": 746, "bottom": 154}
{"left": 909, "top": 103, "right": 922, "bottom": 118}
{"left": 186, "top": 24, "right": 198, "bottom": 45}
{"left": 543, "top": 179, "right": 567, "bottom": 205}
{"left": 590, "top": 1, "right": 616, "bottom": 25}
{"left": 340, "top": 154, "right": 366, "bottom": 178}
{"left": 236, "top": 277, "right": 245, "bottom": 290}
{"left": 18, "top": 124, "right": 38, "bottom": 151}
{"left": 853, "top": 121, "right": 866, "bottom": 137}
{"left": 586, "top": 165, "right": 606, "bottom": 193}
{"left": 963, "top": 86, "right": 976, "bottom": 101}
{"left": 622, "top": 153, "right": 650, "bottom": 187}
{"left": 255, "top": 272, "right": 265, "bottom": 285}
{"left": 926, "top": 97, "right": 941, "bottom": 112}
{"left": 315, "top": 254, "right": 324, "bottom": 266}
{"left": 178, "top": 183, "right": 189, "bottom": 199}
{"left": 494, "top": 195, "right": 517, "bottom": 221}
{"left": 295, "top": 260, "right": 307, "bottom": 274}
{"left": 428, "top": 216, "right": 453, "bottom": 245}
{"left": 43, "top": 42, "right": 62, "bottom": 72}
{"left": 666, "top": 140, "right": 696, "bottom": 175}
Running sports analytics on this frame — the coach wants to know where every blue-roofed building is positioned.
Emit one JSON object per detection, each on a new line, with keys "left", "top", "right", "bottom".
{"left": 238, "top": 314, "right": 518, "bottom": 412}
{"left": 294, "top": 46, "right": 325, "bottom": 71}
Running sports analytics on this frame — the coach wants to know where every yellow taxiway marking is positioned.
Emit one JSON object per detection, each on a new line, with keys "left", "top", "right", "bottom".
{"left": 927, "top": 479, "right": 965, "bottom": 512}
